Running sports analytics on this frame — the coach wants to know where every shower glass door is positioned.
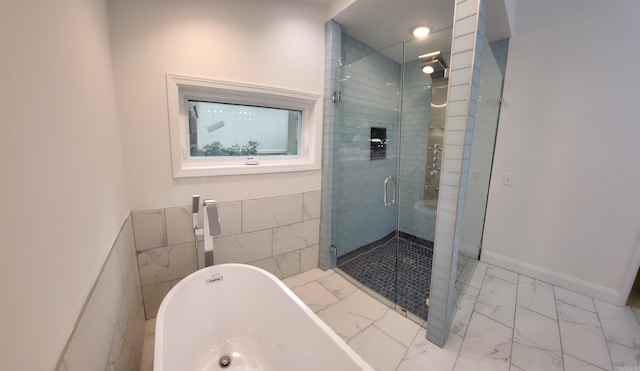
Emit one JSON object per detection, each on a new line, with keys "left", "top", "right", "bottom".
{"left": 332, "top": 30, "right": 451, "bottom": 324}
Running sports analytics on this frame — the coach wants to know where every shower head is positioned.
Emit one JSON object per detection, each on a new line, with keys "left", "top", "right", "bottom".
{"left": 418, "top": 51, "right": 448, "bottom": 78}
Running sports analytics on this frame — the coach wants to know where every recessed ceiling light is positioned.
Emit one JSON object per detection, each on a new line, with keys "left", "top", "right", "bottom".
{"left": 412, "top": 26, "right": 431, "bottom": 38}
{"left": 422, "top": 65, "right": 435, "bottom": 74}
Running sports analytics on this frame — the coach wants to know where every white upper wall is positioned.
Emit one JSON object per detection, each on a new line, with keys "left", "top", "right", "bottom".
{"left": 108, "top": 0, "right": 326, "bottom": 210}
{"left": 482, "top": 0, "right": 640, "bottom": 304}
{"left": 0, "top": 0, "right": 130, "bottom": 369}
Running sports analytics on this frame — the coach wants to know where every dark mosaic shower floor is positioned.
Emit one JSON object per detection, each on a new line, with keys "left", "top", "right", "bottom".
{"left": 337, "top": 233, "right": 433, "bottom": 320}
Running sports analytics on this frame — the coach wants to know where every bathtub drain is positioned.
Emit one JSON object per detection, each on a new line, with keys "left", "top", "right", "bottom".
{"left": 219, "top": 355, "right": 231, "bottom": 368}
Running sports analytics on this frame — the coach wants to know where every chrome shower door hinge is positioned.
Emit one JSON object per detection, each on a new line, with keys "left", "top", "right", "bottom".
{"left": 332, "top": 90, "right": 341, "bottom": 103}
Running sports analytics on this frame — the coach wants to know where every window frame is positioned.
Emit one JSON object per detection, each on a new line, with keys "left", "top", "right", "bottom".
{"left": 166, "top": 73, "right": 322, "bottom": 177}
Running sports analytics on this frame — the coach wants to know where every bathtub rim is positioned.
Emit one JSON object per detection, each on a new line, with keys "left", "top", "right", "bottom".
{"left": 154, "top": 263, "right": 374, "bottom": 371}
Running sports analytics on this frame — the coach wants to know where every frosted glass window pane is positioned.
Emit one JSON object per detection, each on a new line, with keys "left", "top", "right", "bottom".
{"left": 188, "top": 101, "right": 301, "bottom": 157}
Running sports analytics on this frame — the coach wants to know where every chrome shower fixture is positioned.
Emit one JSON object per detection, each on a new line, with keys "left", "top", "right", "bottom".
{"left": 418, "top": 51, "right": 448, "bottom": 77}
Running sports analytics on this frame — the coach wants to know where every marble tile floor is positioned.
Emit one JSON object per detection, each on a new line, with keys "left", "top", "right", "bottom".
{"left": 140, "top": 263, "right": 640, "bottom": 371}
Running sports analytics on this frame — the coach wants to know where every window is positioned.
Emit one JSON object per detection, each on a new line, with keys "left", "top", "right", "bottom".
{"left": 166, "top": 74, "right": 322, "bottom": 177}
{"left": 188, "top": 101, "right": 301, "bottom": 157}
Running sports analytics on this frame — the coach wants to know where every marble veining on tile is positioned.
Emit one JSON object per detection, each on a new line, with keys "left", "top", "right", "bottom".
{"left": 300, "top": 244, "right": 320, "bottom": 272}
{"left": 450, "top": 285, "right": 479, "bottom": 337}
{"left": 511, "top": 306, "right": 563, "bottom": 371}
{"left": 137, "top": 243, "right": 195, "bottom": 286}
{"left": 242, "top": 194, "right": 303, "bottom": 232}
{"left": 517, "top": 275, "right": 557, "bottom": 320}
{"left": 252, "top": 249, "right": 300, "bottom": 279}
{"left": 290, "top": 281, "right": 339, "bottom": 313}
{"left": 213, "top": 229, "right": 272, "bottom": 264}
{"left": 467, "top": 261, "right": 488, "bottom": 289}
{"left": 556, "top": 301, "right": 613, "bottom": 370}
{"left": 302, "top": 190, "right": 321, "bottom": 221}
{"left": 454, "top": 312, "right": 512, "bottom": 371}
{"left": 272, "top": 219, "right": 320, "bottom": 256}
{"left": 554, "top": 286, "right": 596, "bottom": 312}
{"left": 563, "top": 353, "right": 608, "bottom": 371}
{"left": 132, "top": 209, "right": 166, "bottom": 251}
{"left": 593, "top": 299, "right": 640, "bottom": 350}
{"left": 317, "top": 272, "right": 358, "bottom": 299}
{"left": 475, "top": 275, "right": 517, "bottom": 328}
{"left": 373, "top": 309, "right": 421, "bottom": 347}
{"left": 398, "top": 328, "right": 463, "bottom": 371}
{"left": 164, "top": 206, "right": 194, "bottom": 246}
{"left": 348, "top": 325, "right": 407, "bottom": 371}
{"left": 282, "top": 268, "right": 334, "bottom": 289}
{"left": 316, "top": 290, "right": 389, "bottom": 341}
{"left": 486, "top": 265, "right": 519, "bottom": 284}
{"left": 607, "top": 340, "right": 640, "bottom": 369}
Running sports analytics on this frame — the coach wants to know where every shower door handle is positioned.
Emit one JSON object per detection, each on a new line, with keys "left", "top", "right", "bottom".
{"left": 384, "top": 176, "right": 396, "bottom": 207}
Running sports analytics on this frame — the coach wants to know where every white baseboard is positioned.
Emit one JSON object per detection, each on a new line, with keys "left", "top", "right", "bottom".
{"left": 481, "top": 250, "right": 623, "bottom": 305}
{"left": 459, "top": 244, "right": 479, "bottom": 260}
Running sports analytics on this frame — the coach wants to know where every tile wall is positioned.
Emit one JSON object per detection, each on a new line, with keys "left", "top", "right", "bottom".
{"left": 57, "top": 216, "right": 146, "bottom": 371}
{"left": 427, "top": 0, "right": 487, "bottom": 347}
{"left": 331, "top": 32, "right": 401, "bottom": 255}
{"left": 398, "top": 58, "right": 437, "bottom": 242}
{"left": 132, "top": 190, "right": 321, "bottom": 319}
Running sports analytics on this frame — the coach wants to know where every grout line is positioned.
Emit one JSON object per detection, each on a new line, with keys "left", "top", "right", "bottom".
{"left": 592, "top": 298, "right": 615, "bottom": 370}
{"left": 513, "top": 303, "right": 558, "bottom": 323}
{"left": 508, "top": 273, "right": 519, "bottom": 369}
{"left": 553, "top": 282, "right": 566, "bottom": 370}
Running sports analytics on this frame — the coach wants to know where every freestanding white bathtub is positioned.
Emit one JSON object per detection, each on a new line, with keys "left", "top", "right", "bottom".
{"left": 155, "top": 264, "right": 373, "bottom": 371}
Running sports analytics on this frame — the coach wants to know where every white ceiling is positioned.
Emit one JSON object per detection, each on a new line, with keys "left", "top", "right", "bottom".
{"left": 331, "top": 0, "right": 511, "bottom": 62}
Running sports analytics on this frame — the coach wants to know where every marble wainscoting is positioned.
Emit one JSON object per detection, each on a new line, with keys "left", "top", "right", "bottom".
{"left": 132, "top": 190, "right": 321, "bottom": 319}
{"left": 58, "top": 216, "right": 146, "bottom": 371}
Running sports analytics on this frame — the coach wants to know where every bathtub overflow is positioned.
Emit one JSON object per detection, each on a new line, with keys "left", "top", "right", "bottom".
{"left": 219, "top": 355, "right": 231, "bottom": 368}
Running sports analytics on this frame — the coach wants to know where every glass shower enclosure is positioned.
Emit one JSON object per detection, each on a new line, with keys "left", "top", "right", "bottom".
{"left": 322, "top": 23, "right": 453, "bottom": 325}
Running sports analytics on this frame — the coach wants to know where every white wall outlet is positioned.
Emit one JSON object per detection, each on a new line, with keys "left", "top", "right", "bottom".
{"left": 503, "top": 173, "right": 513, "bottom": 186}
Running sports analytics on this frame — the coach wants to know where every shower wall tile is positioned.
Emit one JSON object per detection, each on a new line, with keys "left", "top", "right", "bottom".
{"left": 165, "top": 206, "right": 193, "bottom": 246}
{"left": 444, "top": 131, "right": 466, "bottom": 146}
{"left": 449, "top": 67, "right": 473, "bottom": 87}
{"left": 242, "top": 193, "right": 303, "bottom": 232}
{"left": 449, "top": 85, "right": 470, "bottom": 102}
{"left": 444, "top": 145, "right": 464, "bottom": 160}
{"left": 451, "top": 50, "right": 474, "bottom": 70}
{"left": 137, "top": 242, "right": 196, "bottom": 286}
{"left": 330, "top": 31, "right": 401, "bottom": 253}
{"left": 428, "top": 0, "right": 486, "bottom": 348}
{"left": 456, "top": 0, "right": 479, "bottom": 20}
{"left": 448, "top": 101, "right": 470, "bottom": 117}
{"left": 132, "top": 209, "right": 166, "bottom": 251}
{"left": 453, "top": 33, "right": 476, "bottom": 54}
{"left": 440, "top": 173, "right": 460, "bottom": 188}
{"left": 60, "top": 215, "right": 145, "bottom": 371}
{"left": 453, "top": 14, "right": 477, "bottom": 37}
